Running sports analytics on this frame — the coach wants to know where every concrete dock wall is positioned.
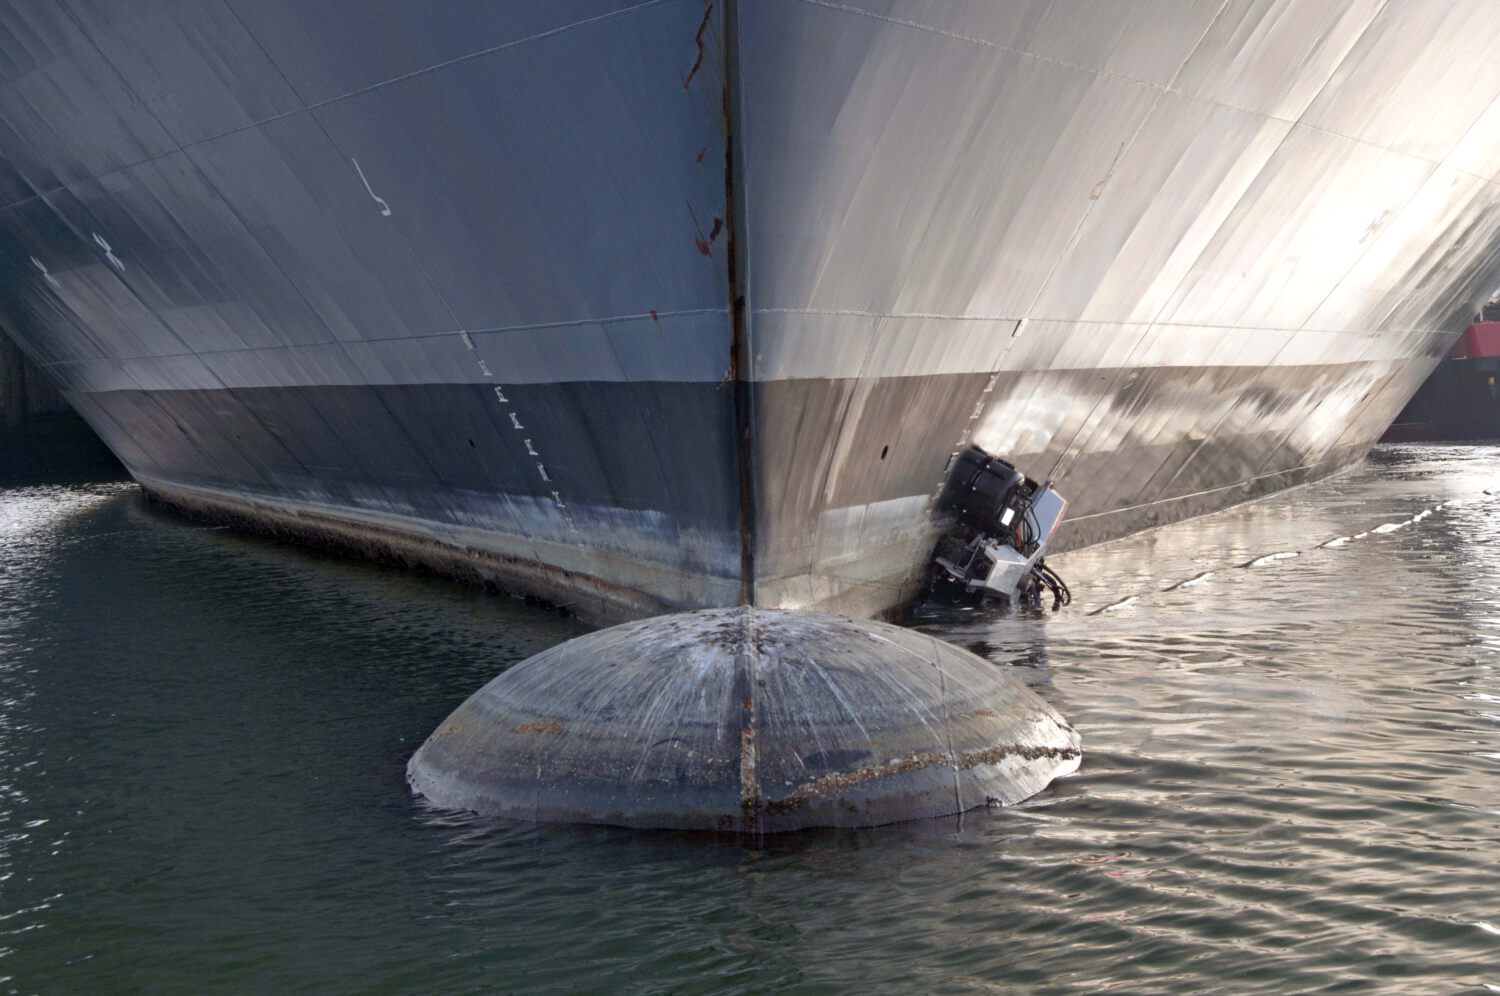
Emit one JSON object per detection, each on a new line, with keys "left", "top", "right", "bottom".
{"left": 0, "top": 327, "right": 121, "bottom": 482}
{"left": 1, "top": 328, "right": 69, "bottom": 428}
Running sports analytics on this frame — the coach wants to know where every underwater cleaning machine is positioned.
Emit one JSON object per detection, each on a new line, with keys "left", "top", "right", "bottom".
{"left": 931, "top": 446, "right": 1071, "bottom": 608}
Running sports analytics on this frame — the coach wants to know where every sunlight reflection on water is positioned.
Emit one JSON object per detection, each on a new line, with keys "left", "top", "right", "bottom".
{"left": 0, "top": 445, "right": 1497, "bottom": 992}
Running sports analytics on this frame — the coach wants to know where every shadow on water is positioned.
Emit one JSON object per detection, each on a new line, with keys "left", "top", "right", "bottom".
{"left": 0, "top": 416, "right": 124, "bottom": 488}
{"left": 0, "top": 444, "right": 1499, "bottom": 991}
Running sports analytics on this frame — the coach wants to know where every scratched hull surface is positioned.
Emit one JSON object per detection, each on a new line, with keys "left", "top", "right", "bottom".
{"left": 3, "top": 1, "right": 1500, "bottom": 621}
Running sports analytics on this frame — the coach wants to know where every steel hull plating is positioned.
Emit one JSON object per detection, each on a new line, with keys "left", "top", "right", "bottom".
{"left": 4, "top": 2, "right": 1500, "bottom": 622}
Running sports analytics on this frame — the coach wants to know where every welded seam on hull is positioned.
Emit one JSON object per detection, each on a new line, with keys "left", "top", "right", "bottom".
{"left": 1171, "top": 2, "right": 1492, "bottom": 489}
{"left": 0, "top": 1, "right": 684, "bottom": 214}
{"left": 927, "top": 0, "right": 1218, "bottom": 497}
{"left": 293, "top": 0, "right": 679, "bottom": 114}
{"left": 785, "top": 0, "right": 1500, "bottom": 190}
{"left": 786, "top": 0, "right": 1245, "bottom": 100}
{"left": 723, "top": 0, "right": 756, "bottom": 605}
{"left": 747, "top": 310, "right": 1451, "bottom": 340}
{"left": 1288, "top": 0, "right": 1497, "bottom": 345}
{"left": 59, "top": 3, "right": 529, "bottom": 553}
{"left": 1040, "top": 0, "right": 1439, "bottom": 492}
{"left": 285, "top": 67, "right": 585, "bottom": 544}
{"left": 33, "top": 309, "right": 732, "bottom": 373}
{"left": 1061, "top": 453, "right": 1361, "bottom": 522}
{"left": 29, "top": 316, "right": 1444, "bottom": 382}
{"left": 1035, "top": 0, "right": 1234, "bottom": 483}
{"left": 806, "top": 318, "right": 888, "bottom": 572}
{"left": 8, "top": 0, "right": 1499, "bottom": 228}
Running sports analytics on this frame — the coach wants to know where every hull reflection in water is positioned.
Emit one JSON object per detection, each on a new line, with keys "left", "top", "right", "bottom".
{"left": 2, "top": 445, "right": 1499, "bottom": 989}
{"left": 1, "top": 4, "right": 1499, "bottom": 618}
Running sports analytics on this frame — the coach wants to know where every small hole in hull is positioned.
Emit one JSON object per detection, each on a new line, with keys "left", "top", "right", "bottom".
{"left": 880, "top": 445, "right": 889, "bottom": 460}
{"left": 468, "top": 438, "right": 476, "bottom": 448}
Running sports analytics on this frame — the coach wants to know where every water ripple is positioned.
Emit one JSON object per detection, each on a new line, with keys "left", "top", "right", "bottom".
{"left": 0, "top": 446, "right": 1497, "bottom": 991}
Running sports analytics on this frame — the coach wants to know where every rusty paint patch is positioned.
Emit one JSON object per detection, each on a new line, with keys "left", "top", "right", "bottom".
{"left": 649, "top": 309, "right": 659, "bottom": 322}
{"left": 708, "top": 216, "right": 723, "bottom": 244}
{"left": 139, "top": 479, "right": 665, "bottom": 629}
{"left": 687, "top": 202, "right": 714, "bottom": 257}
{"left": 758, "top": 742, "right": 1081, "bottom": 815}
{"left": 695, "top": 147, "right": 708, "bottom": 164}
{"left": 974, "top": 709, "right": 1000, "bottom": 719}
{"left": 681, "top": 1, "right": 714, "bottom": 91}
{"left": 513, "top": 719, "right": 564, "bottom": 735}
{"left": 958, "top": 744, "right": 1081, "bottom": 769}
{"left": 762, "top": 751, "right": 950, "bottom": 815}
{"left": 1089, "top": 141, "right": 1126, "bottom": 201}
{"left": 739, "top": 724, "right": 758, "bottom": 817}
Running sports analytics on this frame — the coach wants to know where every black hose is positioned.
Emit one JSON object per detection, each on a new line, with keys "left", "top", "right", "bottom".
{"left": 1045, "top": 565, "right": 1071, "bottom": 605}
{"left": 1030, "top": 559, "right": 1071, "bottom": 609}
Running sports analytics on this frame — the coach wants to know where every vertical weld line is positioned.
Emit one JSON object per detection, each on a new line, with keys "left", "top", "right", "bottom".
{"left": 723, "top": 0, "right": 756, "bottom": 605}
{"left": 929, "top": 637, "right": 963, "bottom": 817}
{"left": 737, "top": 609, "right": 760, "bottom": 831}
{"left": 1040, "top": 0, "right": 1236, "bottom": 484}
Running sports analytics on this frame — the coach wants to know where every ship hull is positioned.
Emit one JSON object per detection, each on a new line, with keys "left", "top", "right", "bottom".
{"left": 3, "top": 1, "right": 1500, "bottom": 622}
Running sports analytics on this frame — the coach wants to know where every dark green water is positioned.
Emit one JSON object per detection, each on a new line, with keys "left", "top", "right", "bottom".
{"left": 2, "top": 445, "right": 1499, "bottom": 993}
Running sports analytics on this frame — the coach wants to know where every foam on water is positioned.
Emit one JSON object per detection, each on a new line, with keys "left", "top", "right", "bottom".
{"left": 1164, "top": 571, "right": 1215, "bottom": 590}
{"left": 1246, "top": 550, "right": 1300, "bottom": 566}
{"left": 1091, "top": 595, "right": 1139, "bottom": 614}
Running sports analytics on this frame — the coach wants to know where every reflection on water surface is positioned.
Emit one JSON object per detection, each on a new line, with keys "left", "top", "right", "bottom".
{"left": 1, "top": 445, "right": 1498, "bottom": 992}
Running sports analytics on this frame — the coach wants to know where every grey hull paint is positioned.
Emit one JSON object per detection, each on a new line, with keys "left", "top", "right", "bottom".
{"left": 3, "top": 2, "right": 1500, "bottom": 621}
{"left": 92, "top": 352, "right": 1420, "bottom": 622}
